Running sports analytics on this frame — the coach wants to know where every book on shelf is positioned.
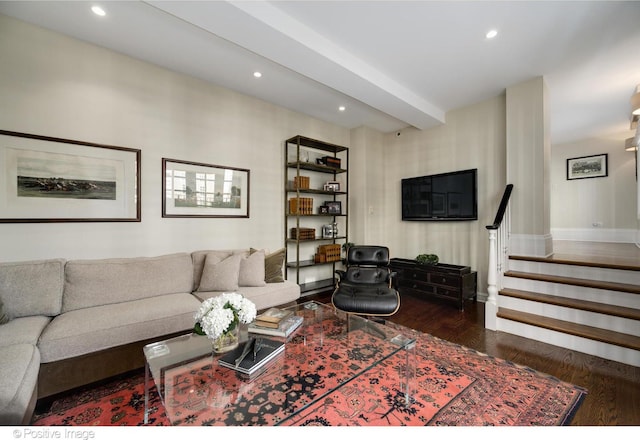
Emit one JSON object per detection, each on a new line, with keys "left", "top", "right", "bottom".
{"left": 248, "top": 314, "right": 304, "bottom": 338}
{"left": 254, "top": 307, "right": 293, "bottom": 328}
{"left": 289, "top": 197, "right": 314, "bottom": 215}
{"left": 217, "top": 337, "right": 285, "bottom": 378}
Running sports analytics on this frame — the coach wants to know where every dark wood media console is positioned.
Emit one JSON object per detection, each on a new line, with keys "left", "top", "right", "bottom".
{"left": 389, "top": 258, "right": 477, "bottom": 310}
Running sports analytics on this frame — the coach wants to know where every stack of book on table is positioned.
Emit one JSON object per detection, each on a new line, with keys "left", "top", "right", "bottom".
{"left": 218, "top": 336, "right": 285, "bottom": 379}
{"left": 248, "top": 307, "right": 304, "bottom": 338}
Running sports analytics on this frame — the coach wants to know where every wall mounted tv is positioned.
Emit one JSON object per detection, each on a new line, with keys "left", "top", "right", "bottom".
{"left": 402, "top": 168, "right": 478, "bottom": 221}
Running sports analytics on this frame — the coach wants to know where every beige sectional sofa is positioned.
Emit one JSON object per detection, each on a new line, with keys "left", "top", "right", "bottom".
{"left": 0, "top": 248, "right": 300, "bottom": 425}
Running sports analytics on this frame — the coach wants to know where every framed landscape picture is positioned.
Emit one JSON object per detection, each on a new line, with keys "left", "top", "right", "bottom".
{"left": 162, "top": 158, "right": 250, "bottom": 218}
{"left": 0, "top": 129, "right": 141, "bottom": 223}
{"left": 567, "top": 154, "right": 608, "bottom": 180}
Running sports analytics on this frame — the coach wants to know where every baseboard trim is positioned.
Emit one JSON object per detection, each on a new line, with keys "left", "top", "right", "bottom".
{"left": 551, "top": 228, "right": 637, "bottom": 243}
{"left": 510, "top": 233, "right": 553, "bottom": 257}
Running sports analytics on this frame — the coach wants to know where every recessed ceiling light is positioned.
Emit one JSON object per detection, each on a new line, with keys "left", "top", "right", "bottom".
{"left": 253, "top": 71, "right": 262, "bottom": 78}
{"left": 338, "top": 106, "right": 346, "bottom": 112}
{"left": 91, "top": 6, "right": 106, "bottom": 17}
{"left": 486, "top": 29, "right": 498, "bottom": 39}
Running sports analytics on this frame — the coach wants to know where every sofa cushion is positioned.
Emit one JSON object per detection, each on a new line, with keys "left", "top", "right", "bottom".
{"left": 238, "top": 250, "right": 266, "bottom": 287}
{"left": 197, "top": 254, "right": 242, "bottom": 292}
{"left": 0, "top": 316, "right": 51, "bottom": 347}
{"left": 62, "top": 253, "right": 194, "bottom": 313}
{"left": 194, "top": 280, "right": 301, "bottom": 312}
{"left": 0, "top": 259, "right": 65, "bottom": 319}
{"left": 0, "top": 344, "right": 40, "bottom": 425}
{"left": 264, "top": 248, "right": 285, "bottom": 283}
{"left": 191, "top": 249, "right": 247, "bottom": 291}
{"left": 0, "top": 296, "right": 8, "bottom": 324}
{"left": 39, "top": 293, "right": 201, "bottom": 363}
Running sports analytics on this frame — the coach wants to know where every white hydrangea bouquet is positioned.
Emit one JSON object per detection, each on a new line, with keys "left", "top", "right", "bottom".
{"left": 193, "top": 293, "right": 257, "bottom": 343}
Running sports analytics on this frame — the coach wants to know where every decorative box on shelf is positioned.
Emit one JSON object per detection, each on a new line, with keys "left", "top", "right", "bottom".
{"left": 316, "top": 156, "right": 341, "bottom": 168}
{"left": 290, "top": 227, "right": 316, "bottom": 240}
{"left": 315, "top": 244, "right": 341, "bottom": 263}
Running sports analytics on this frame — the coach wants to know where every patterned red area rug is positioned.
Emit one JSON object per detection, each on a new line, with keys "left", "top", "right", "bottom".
{"left": 32, "top": 322, "right": 586, "bottom": 426}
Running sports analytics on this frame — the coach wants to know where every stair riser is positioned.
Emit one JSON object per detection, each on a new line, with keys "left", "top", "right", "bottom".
{"left": 496, "top": 318, "right": 640, "bottom": 367}
{"left": 502, "top": 277, "right": 640, "bottom": 309}
{"left": 499, "top": 296, "right": 640, "bottom": 337}
{"left": 508, "top": 259, "right": 640, "bottom": 285}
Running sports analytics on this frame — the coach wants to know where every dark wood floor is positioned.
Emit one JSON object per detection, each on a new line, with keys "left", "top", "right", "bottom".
{"left": 301, "top": 290, "right": 640, "bottom": 426}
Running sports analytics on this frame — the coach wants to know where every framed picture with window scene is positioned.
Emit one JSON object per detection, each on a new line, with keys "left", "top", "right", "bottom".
{"left": 162, "top": 158, "right": 250, "bottom": 218}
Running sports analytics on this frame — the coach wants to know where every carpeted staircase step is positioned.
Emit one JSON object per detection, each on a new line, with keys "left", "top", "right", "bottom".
{"left": 497, "top": 308, "right": 640, "bottom": 351}
{"left": 504, "top": 271, "right": 640, "bottom": 295}
{"left": 500, "top": 288, "right": 640, "bottom": 321}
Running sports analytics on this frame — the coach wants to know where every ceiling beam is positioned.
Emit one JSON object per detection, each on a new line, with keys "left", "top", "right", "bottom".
{"left": 148, "top": 0, "right": 445, "bottom": 130}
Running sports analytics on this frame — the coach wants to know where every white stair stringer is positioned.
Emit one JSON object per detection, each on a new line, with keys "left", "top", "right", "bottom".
{"left": 496, "top": 317, "right": 640, "bottom": 368}
{"left": 498, "top": 295, "right": 640, "bottom": 337}
{"left": 508, "top": 259, "right": 640, "bottom": 285}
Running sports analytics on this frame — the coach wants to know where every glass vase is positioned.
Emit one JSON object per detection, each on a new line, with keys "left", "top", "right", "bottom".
{"left": 212, "top": 326, "right": 239, "bottom": 354}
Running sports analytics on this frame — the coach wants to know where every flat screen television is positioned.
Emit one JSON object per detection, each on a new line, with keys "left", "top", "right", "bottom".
{"left": 402, "top": 168, "right": 477, "bottom": 221}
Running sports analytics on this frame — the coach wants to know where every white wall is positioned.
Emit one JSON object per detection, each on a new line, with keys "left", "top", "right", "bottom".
{"left": 379, "top": 96, "right": 507, "bottom": 297}
{"left": 506, "top": 77, "right": 552, "bottom": 257}
{"left": 0, "top": 15, "right": 350, "bottom": 262}
{"left": 349, "top": 126, "right": 386, "bottom": 247}
{"left": 550, "top": 134, "right": 638, "bottom": 243}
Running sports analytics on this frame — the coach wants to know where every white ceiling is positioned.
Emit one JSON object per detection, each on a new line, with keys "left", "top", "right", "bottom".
{"left": 1, "top": 1, "right": 639, "bottom": 145}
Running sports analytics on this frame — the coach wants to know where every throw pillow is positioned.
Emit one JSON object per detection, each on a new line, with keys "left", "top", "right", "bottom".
{"left": 264, "top": 248, "right": 285, "bottom": 283}
{"left": 0, "top": 296, "right": 9, "bottom": 325}
{"left": 197, "top": 254, "right": 242, "bottom": 292}
{"left": 192, "top": 250, "right": 233, "bottom": 290}
{"left": 238, "top": 250, "right": 266, "bottom": 287}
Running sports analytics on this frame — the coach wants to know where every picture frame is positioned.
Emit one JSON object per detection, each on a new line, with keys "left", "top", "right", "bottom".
{"left": 324, "top": 180, "right": 340, "bottom": 192}
{"left": 324, "top": 200, "right": 342, "bottom": 214}
{"left": 163, "top": 158, "right": 249, "bottom": 218}
{"left": 567, "top": 154, "right": 608, "bottom": 180}
{"left": 0, "top": 129, "right": 140, "bottom": 223}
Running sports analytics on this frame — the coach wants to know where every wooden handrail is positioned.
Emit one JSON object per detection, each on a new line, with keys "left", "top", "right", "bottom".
{"left": 485, "top": 184, "right": 513, "bottom": 330}
{"left": 486, "top": 184, "right": 513, "bottom": 230}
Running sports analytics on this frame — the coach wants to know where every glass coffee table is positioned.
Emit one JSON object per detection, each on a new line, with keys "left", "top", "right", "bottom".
{"left": 143, "top": 301, "right": 416, "bottom": 425}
